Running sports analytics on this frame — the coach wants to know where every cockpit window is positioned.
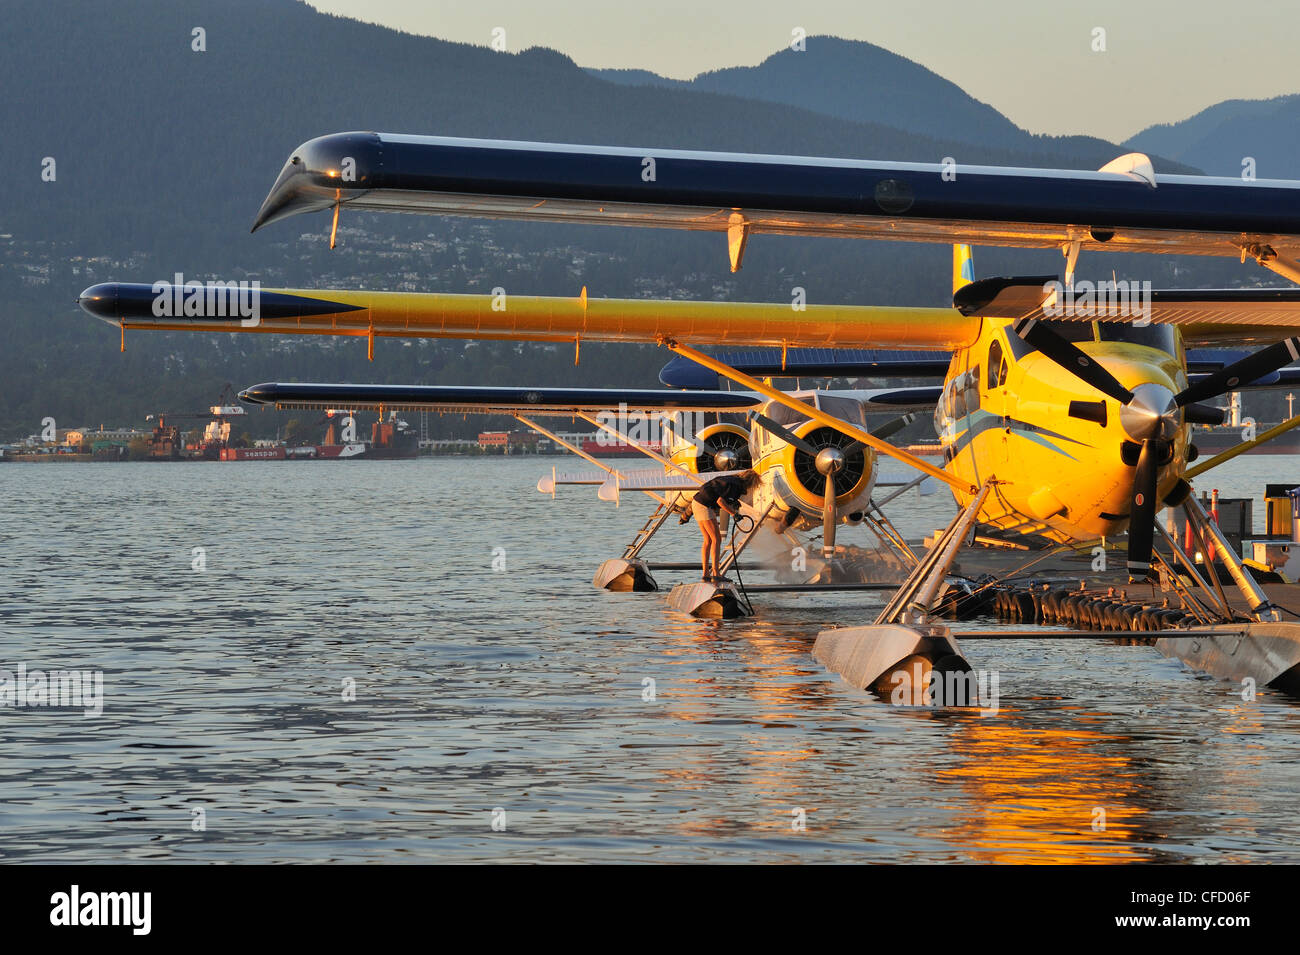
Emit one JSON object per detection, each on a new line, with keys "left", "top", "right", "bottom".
{"left": 813, "top": 393, "right": 868, "bottom": 427}
{"left": 1003, "top": 327, "right": 1033, "bottom": 361}
{"left": 1036, "top": 319, "right": 1095, "bottom": 343}
{"left": 764, "top": 402, "right": 811, "bottom": 429}
{"left": 1096, "top": 321, "right": 1176, "bottom": 353}
{"left": 762, "top": 394, "right": 866, "bottom": 430}
{"left": 987, "top": 340, "right": 1008, "bottom": 389}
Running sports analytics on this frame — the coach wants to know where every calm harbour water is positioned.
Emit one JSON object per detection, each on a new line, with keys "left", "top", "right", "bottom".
{"left": 1, "top": 455, "right": 1299, "bottom": 864}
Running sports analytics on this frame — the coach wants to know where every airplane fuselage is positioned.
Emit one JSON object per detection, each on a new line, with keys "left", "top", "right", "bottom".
{"left": 936, "top": 317, "right": 1191, "bottom": 544}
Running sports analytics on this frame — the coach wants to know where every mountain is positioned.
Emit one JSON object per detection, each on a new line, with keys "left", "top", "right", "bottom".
{"left": 588, "top": 36, "right": 1150, "bottom": 163}
{"left": 1, "top": 5, "right": 1198, "bottom": 259}
{"left": 1125, "top": 95, "right": 1300, "bottom": 178}
{"left": 0, "top": 0, "right": 1236, "bottom": 440}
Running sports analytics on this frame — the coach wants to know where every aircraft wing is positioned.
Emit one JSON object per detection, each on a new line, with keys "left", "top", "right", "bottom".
{"left": 541, "top": 469, "right": 610, "bottom": 489}
{"left": 658, "top": 346, "right": 1270, "bottom": 386}
{"left": 828, "top": 386, "right": 944, "bottom": 410}
{"left": 79, "top": 284, "right": 977, "bottom": 350}
{"left": 236, "top": 382, "right": 762, "bottom": 415}
{"left": 538, "top": 465, "right": 681, "bottom": 496}
{"left": 235, "top": 382, "right": 944, "bottom": 419}
{"left": 249, "top": 131, "right": 1300, "bottom": 263}
{"left": 597, "top": 470, "right": 742, "bottom": 503}
{"left": 659, "top": 349, "right": 952, "bottom": 388}
{"left": 955, "top": 277, "right": 1300, "bottom": 346}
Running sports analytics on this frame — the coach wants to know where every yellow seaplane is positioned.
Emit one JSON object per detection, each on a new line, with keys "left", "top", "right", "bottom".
{"left": 78, "top": 131, "right": 1300, "bottom": 697}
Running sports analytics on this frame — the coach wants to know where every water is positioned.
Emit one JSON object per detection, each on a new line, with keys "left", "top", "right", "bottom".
{"left": 1, "top": 455, "right": 1299, "bottom": 863}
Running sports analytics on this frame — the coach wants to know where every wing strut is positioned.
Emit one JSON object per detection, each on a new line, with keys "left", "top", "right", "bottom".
{"left": 661, "top": 339, "right": 969, "bottom": 493}
{"left": 576, "top": 411, "right": 701, "bottom": 482}
{"left": 1185, "top": 411, "right": 1300, "bottom": 479}
{"left": 574, "top": 411, "right": 703, "bottom": 501}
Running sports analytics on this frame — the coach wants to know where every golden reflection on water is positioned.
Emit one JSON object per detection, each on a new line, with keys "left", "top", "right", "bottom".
{"left": 620, "top": 608, "right": 1299, "bottom": 861}
{"left": 653, "top": 614, "right": 1170, "bottom": 859}
{"left": 931, "top": 715, "right": 1150, "bottom": 863}
{"left": 648, "top": 615, "right": 843, "bottom": 837}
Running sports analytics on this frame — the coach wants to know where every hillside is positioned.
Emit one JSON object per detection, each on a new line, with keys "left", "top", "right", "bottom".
{"left": 0, "top": 0, "right": 1266, "bottom": 440}
{"left": 1126, "top": 94, "right": 1300, "bottom": 178}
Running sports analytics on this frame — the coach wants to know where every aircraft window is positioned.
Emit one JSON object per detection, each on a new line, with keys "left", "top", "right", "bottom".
{"left": 815, "top": 394, "right": 868, "bottom": 427}
{"left": 1037, "top": 320, "right": 1096, "bottom": 343}
{"left": 1003, "top": 328, "right": 1033, "bottom": 361}
{"left": 765, "top": 402, "right": 811, "bottom": 428}
{"left": 963, "top": 366, "right": 981, "bottom": 416}
{"left": 987, "top": 341, "right": 1003, "bottom": 390}
{"left": 1096, "top": 321, "right": 1176, "bottom": 353}
{"left": 947, "top": 367, "right": 980, "bottom": 419}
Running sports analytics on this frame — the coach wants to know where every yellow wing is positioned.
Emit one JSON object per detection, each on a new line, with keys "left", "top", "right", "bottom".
{"left": 79, "top": 284, "right": 980, "bottom": 350}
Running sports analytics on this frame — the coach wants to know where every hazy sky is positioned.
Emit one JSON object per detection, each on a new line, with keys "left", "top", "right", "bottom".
{"left": 308, "top": 0, "right": 1299, "bottom": 142}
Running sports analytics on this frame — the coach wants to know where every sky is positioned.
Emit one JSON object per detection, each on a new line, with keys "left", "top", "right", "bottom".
{"left": 308, "top": 0, "right": 1300, "bottom": 143}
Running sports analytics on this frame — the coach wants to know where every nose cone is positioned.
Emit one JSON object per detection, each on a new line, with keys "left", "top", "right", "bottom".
{"left": 251, "top": 131, "right": 384, "bottom": 232}
{"left": 1120, "top": 382, "right": 1178, "bottom": 441}
{"left": 713, "top": 448, "right": 739, "bottom": 471}
{"left": 238, "top": 383, "right": 278, "bottom": 405}
{"left": 78, "top": 282, "right": 123, "bottom": 320}
{"left": 815, "top": 445, "right": 846, "bottom": 475}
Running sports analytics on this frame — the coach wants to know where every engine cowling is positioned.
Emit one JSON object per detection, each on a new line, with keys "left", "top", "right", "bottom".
{"left": 780, "top": 424, "right": 873, "bottom": 506}
{"left": 671, "top": 422, "right": 752, "bottom": 475}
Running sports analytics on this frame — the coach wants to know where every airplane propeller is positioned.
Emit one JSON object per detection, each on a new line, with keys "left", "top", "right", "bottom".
{"left": 1127, "top": 438, "right": 1160, "bottom": 578}
{"left": 814, "top": 445, "right": 855, "bottom": 556}
{"left": 696, "top": 429, "right": 752, "bottom": 473}
{"left": 1011, "top": 319, "right": 1300, "bottom": 577}
{"left": 1174, "top": 336, "right": 1300, "bottom": 407}
{"left": 751, "top": 411, "right": 915, "bottom": 558}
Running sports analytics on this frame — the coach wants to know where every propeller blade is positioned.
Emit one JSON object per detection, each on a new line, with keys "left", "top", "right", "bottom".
{"left": 822, "top": 470, "right": 837, "bottom": 557}
{"left": 1126, "top": 438, "right": 1161, "bottom": 579}
{"left": 1175, "top": 337, "right": 1300, "bottom": 407}
{"left": 751, "top": 412, "right": 817, "bottom": 456}
{"left": 1182, "top": 402, "right": 1226, "bottom": 426}
{"left": 868, "top": 412, "right": 915, "bottom": 441}
{"left": 1013, "top": 318, "right": 1135, "bottom": 405}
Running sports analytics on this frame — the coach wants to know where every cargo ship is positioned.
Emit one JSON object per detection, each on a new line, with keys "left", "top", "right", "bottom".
{"left": 579, "top": 438, "right": 663, "bottom": 456}
{"left": 1189, "top": 393, "right": 1300, "bottom": 455}
{"left": 146, "top": 390, "right": 419, "bottom": 461}
{"left": 220, "top": 412, "right": 419, "bottom": 461}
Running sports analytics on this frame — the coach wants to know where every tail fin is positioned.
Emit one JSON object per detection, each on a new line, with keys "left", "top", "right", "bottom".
{"left": 952, "top": 244, "right": 974, "bottom": 296}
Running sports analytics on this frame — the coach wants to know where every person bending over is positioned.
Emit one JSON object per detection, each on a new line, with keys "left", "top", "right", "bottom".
{"left": 691, "top": 469, "right": 760, "bottom": 582}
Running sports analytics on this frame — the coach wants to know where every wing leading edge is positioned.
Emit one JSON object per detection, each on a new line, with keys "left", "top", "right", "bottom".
{"left": 249, "top": 131, "right": 1300, "bottom": 260}
{"left": 237, "top": 383, "right": 763, "bottom": 415}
